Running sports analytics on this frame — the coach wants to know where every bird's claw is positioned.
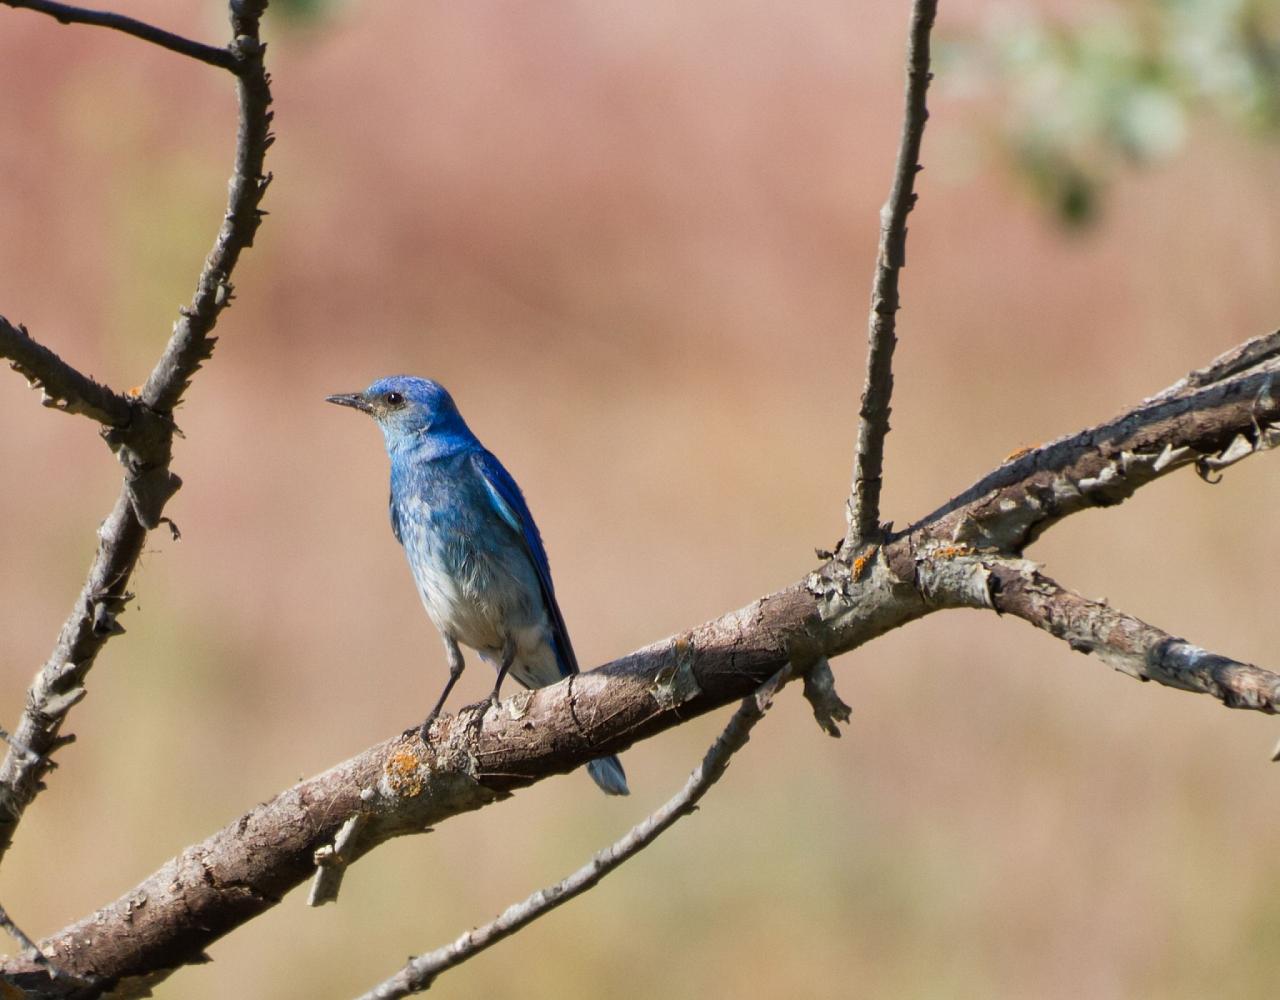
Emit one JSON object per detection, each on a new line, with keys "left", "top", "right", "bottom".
{"left": 449, "top": 698, "right": 490, "bottom": 738}
{"left": 456, "top": 696, "right": 491, "bottom": 718}
{"left": 417, "top": 711, "right": 440, "bottom": 744}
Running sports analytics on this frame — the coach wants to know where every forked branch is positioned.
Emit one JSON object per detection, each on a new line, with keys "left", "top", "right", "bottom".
{"left": 0, "top": 0, "right": 273, "bottom": 869}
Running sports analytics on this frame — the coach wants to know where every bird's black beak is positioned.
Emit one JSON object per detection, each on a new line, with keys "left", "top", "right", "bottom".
{"left": 325, "top": 392, "right": 374, "bottom": 414}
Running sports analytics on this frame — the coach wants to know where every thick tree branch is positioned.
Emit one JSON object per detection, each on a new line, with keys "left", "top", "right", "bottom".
{"left": 0, "top": 0, "right": 273, "bottom": 869}
{"left": 360, "top": 669, "right": 790, "bottom": 999}
{"left": 1148, "top": 329, "right": 1280, "bottom": 404}
{"left": 0, "top": 317, "right": 134, "bottom": 426}
{"left": 4, "top": 331, "right": 1278, "bottom": 997}
{"left": 0, "top": 588, "right": 878, "bottom": 999}
{"left": 888, "top": 332, "right": 1280, "bottom": 565}
{"left": 2, "top": 0, "right": 238, "bottom": 71}
{"left": 845, "top": 0, "right": 938, "bottom": 549}
{"left": 925, "top": 556, "right": 1280, "bottom": 711}
{"left": 1001, "top": 563, "right": 1280, "bottom": 709}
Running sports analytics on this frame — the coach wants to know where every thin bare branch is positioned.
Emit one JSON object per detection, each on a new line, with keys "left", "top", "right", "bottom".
{"left": 0, "top": 901, "right": 58, "bottom": 981}
{"left": 4, "top": 333, "right": 1278, "bottom": 996}
{"left": 2, "top": 0, "right": 238, "bottom": 71}
{"left": 359, "top": 668, "right": 791, "bottom": 1000}
{"left": 845, "top": 0, "right": 938, "bottom": 550}
{"left": 0, "top": 0, "right": 273, "bottom": 869}
{"left": 0, "top": 316, "right": 134, "bottom": 426}
{"left": 139, "top": 2, "right": 273, "bottom": 412}
{"left": 954, "top": 559, "right": 1280, "bottom": 712}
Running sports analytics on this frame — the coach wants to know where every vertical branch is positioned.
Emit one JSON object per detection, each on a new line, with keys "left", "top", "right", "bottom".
{"left": 845, "top": 0, "right": 938, "bottom": 551}
{"left": 0, "top": 0, "right": 273, "bottom": 867}
{"left": 139, "top": 0, "right": 273, "bottom": 412}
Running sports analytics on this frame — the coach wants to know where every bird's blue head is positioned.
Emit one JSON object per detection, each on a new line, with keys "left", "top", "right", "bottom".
{"left": 326, "top": 375, "right": 472, "bottom": 454}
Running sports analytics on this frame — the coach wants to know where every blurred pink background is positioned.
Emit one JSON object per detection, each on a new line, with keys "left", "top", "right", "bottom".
{"left": 2, "top": 2, "right": 1279, "bottom": 997}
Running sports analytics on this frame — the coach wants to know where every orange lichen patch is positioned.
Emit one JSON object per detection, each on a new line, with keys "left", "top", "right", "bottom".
{"left": 385, "top": 747, "right": 425, "bottom": 798}
{"left": 933, "top": 544, "right": 976, "bottom": 560}
{"left": 850, "top": 545, "right": 878, "bottom": 578}
{"left": 126, "top": 385, "right": 144, "bottom": 397}
{"left": 1003, "top": 445, "right": 1034, "bottom": 462}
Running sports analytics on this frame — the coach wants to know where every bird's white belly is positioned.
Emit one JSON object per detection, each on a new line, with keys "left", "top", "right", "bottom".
{"left": 410, "top": 542, "right": 506, "bottom": 654}
{"left": 401, "top": 502, "right": 566, "bottom": 688}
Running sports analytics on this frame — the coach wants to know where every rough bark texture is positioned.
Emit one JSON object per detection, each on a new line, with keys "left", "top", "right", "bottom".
{"left": 887, "top": 343, "right": 1280, "bottom": 566}
{"left": 981, "top": 561, "right": 1280, "bottom": 711}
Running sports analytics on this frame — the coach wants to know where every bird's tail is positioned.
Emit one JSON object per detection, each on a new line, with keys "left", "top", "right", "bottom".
{"left": 586, "top": 754, "right": 629, "bottom": 796}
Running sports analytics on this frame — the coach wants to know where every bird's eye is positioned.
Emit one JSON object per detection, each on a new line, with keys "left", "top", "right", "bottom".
{"left": 385, "top": 392, "right": 404, "bottom": 406}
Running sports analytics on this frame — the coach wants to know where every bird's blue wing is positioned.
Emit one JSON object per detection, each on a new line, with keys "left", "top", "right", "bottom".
{"left": 389, "top": 493, "right": 403, "bottom": 545}
{"left": 471, "top": 450, "right": 579, "bottom": 676}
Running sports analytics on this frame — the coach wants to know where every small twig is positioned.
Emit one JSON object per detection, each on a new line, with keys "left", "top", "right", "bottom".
{"left": 357, "top": 667, "right": 792, "bottom": 1000}
{"left": 0, "top": 316, "right": 134, "bottom": 426}
{"left": 2, "top": 0, "right": 238, "bottom": 71}
{"left": 0, "top": 901, "right": 57, "bottom": 978}
{"left": 0, "top": 724, "right": 44, "bottom": 767}
{"left": 308, "top": 798, "right": 372, "bottom": 906}
{"left": 802, "top": 656, "right": 852, "bottom": 737}
{"left": 845, "top": 0, "right": 939, "bottom": 551}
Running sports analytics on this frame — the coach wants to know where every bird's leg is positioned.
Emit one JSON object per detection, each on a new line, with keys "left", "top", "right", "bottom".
{"left": 488, "top": 638, "right": 516, "bottom": 707}
{"left": 419, "top": 635, "right": 465, "bottom": 741}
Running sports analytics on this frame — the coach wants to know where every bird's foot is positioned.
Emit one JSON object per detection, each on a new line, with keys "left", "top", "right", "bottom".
{"left": 454, "top": 698, "right": 491, "bottom": 738}
{"left": 458, "top": 696, "right": 492, "bottom": 718}
{"left": 416, "top": 710, "right": 441, "bottom": 744}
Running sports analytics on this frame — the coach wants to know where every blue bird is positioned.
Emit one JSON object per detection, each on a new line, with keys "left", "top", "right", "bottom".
{"left": 326, "top": 376, "right": 629, "bottom": 796}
